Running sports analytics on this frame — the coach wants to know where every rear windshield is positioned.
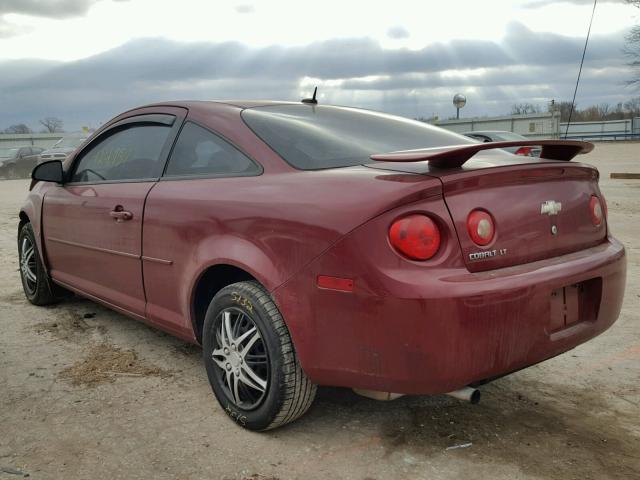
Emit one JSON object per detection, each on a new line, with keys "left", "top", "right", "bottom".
{"left": 241, "top": 105, "right": 473, "bottom": 170}
{"left": 492, "top": 132, "right": 527, "bottom": 141}
{"left": 0, "top": 148, "right": 19, "bottom": 158}
{"left": 53, "top": 135, "right": 88, "bottom": 149}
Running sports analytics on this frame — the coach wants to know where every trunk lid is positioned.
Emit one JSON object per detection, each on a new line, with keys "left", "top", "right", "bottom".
{"left": 367, "top": 152, "right": 607, "bottom": 272}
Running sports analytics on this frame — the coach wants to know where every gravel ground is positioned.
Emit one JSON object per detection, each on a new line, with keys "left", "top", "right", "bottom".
{"left": 1, "top": 142, "right": 638, "bottom": 480}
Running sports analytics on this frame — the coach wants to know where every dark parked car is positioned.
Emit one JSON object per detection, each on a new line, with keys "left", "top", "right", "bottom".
{"left": 464, "top": 130, "right": 542, "bottom": 156}
{"left": 0, "top": 146, "right": 44, "bottom": 178}
{"left": 19, "top": 101, "right": 626, "bottom": 430}
{"left": 38, "top": 133, "right": 88, "bottom": 163}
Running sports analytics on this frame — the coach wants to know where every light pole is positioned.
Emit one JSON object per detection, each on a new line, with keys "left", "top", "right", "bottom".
{"left": 453, "top": 93, "right": 466, "bottom": 120}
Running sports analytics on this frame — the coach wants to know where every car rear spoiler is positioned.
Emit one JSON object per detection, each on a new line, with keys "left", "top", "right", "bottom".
{"left": 370, "top": 140, "right": 594, "bottom": 169}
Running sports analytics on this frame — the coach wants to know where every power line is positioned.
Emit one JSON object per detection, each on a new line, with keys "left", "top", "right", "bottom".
{"left": 565, "top": 0, "right": 598, "bottom": 138}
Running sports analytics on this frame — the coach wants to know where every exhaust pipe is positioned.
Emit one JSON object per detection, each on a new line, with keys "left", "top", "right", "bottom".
{"left": 446, "top": 386, "right": 481, "bottom": 404}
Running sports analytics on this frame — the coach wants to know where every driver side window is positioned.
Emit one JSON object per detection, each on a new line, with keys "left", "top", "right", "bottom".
{"left": 71, "top": 124, "right": 171, "bottom": 183}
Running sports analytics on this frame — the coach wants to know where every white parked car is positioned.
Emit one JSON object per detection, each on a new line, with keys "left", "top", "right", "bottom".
{"left": 38, "top": 133, "right": 89, "bottom": 163}
{"left": 463, "top": 131, "right": 542, "bottom": 157}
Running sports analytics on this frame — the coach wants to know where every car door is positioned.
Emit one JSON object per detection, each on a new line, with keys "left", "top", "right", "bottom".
{"left": 142, "top": 120, "right": 262, "bottom": 337}
{"left": 42, "top": 110, "right": 185, "bottom": 319}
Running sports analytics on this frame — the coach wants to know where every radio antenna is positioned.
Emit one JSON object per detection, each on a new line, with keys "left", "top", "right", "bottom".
{"left": 302, "top": 86, "right": 318, "bottom": 105}
{"left": 565, "top": 0, "right": 597, "bottom": 138}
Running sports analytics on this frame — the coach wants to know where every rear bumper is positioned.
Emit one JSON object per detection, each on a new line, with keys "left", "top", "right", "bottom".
{"left": 275, "top": 237, "right": 626, "bottom": 395}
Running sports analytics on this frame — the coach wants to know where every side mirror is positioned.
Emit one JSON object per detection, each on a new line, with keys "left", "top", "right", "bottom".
{"left": 32, "top": 160, "right": 64, "bottom": 184}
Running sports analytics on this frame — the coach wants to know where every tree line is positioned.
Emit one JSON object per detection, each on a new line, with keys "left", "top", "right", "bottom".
{"left": 510, "top": 98, "right": 640, "bottom": 122}
{"left": 626, "top": 0, "right": 640, "bottom": 87}
{"left": 2, "top": 117, "right": 64, "bottom": 134}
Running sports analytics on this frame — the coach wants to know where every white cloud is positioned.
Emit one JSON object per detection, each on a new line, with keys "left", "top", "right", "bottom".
{"left": 0, "top": 0, "right": 635, "bottom": 61}
{"left": 0, "top": 0, "right": 635, "bottom": 128}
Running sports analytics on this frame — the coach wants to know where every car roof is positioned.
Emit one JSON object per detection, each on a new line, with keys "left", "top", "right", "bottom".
{"left": 134, "top": 100, "right": 300, "bottom": 112}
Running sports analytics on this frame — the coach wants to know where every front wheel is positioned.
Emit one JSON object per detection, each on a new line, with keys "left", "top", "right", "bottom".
{"left": 18, "top": 222, "right": 59, "bottom": 305}
{"left": 203, "top": 281, "right": 316, "bottom": 431}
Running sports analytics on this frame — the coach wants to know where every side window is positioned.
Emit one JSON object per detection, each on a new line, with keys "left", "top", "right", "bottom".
{"left": 164, "top": 122, "right": 260, "bottom": 177}
{"left": 71, "top": 125, "right": 171, "bottom": 183}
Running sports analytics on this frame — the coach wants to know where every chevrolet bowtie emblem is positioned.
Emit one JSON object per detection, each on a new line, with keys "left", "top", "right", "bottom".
{"left": 541, "top": 200, "right": 562, "bottom": 216}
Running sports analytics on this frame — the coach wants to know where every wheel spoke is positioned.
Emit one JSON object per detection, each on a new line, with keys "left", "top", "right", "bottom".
{"left": 232, "top": 312, "right": 244, "bottom": 337}
{"left": 231, "top": 371, "right": 241, "bottom": 404}
{"left": 224, "top": 369, "right": 239, "bottom": 403}
{"left": 21, "top": 238, "right": 30, "bottom": 257}
{"left": 235, "top": 326, "right": 257, "bottom": 347}
{"left": 243, "top": 330, "right": 261, "bottom": 353}
{"left": 25, "top": 269, "right": 37, "bottom": 283}
{"left": 211, "top": 348, "right": 227, "bottom": 369}
{"left": 223, "top": 311, "right": 234, "bottom": 345}
{"left": 239, "top": 363, "right": 267, "bottom": 392}
{"left": 245, "top": 356, "right": 267, "bottom": 364}
{"left": 212, "top": 347, "right": 225, "bottom": 358}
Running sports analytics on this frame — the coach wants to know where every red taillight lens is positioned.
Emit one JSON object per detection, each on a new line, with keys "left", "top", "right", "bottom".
{"left": 601, "top": 193, "right": 608, "bottom": 219}
{"left": 467, "top": 210, "right": 495, "bottom": 245}
{"left": 389, "top": 214, "right": 441, "bottom": 260}
{"left": 589, "top": 196, "right": 603, "bottom": 226}
{"left": 515, "top": 146, "right": 532, "bottom": 156}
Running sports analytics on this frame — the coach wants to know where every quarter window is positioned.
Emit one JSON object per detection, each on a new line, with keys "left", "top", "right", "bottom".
{"left": 164, "top": 122, "right": 260, "bottom": 177}
{"left": 71, "top": 125, "right": 171, "bottom": 182}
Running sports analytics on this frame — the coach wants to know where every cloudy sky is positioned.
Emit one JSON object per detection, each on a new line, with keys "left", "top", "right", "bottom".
{"left": 0, "top": 0, "right": 637, "bottom": 131}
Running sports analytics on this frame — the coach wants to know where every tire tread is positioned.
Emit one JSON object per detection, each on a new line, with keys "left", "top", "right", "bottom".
{"left": 18, "top": 223, "right": 58, "bottom": 306}
{"left": 207, "top": 280, "right": 316, "bottom": 430}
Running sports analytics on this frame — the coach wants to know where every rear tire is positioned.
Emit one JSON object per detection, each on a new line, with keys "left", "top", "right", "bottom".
{"left": 18, "top": 222, "right": 59, "bottom": 305}
{"left": 203, "top": 281, "right": 316, "bottom": 431}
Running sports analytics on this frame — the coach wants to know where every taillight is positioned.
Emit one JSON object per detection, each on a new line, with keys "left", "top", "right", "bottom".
{"left": 389, "top": 214, "right": 441, "bottom": 260}
{"left": 467, "top": 210, "right": 495, "bottom": 245}
{"left": 515, "top": 146, "right": 532, "bottom": 156}
{"left": 589, "top": 196, "right": 603, "bottom": 226}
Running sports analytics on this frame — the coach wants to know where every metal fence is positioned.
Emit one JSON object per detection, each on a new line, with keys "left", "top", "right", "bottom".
{"left": 431, "top": 113, "right": 561, "bottom": 139}
{"left": 0, "top": 133, "right": 65, "bottom": 149}
{"left": 560, "top": 118, "right": 640, "bottom": 141}
{"left": 431, "top": 114, "right": 640, "bottom": 141}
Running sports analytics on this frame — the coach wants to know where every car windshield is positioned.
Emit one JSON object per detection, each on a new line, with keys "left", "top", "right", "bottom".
{"left": 242, "top": 105, "right": 473, "bottom": 170}
{"left": 52, "top": 135, "right": 87, "bottom": 149}
{"left": 0, "top": 148, "right": 19, "bottom": 159}
{"left": 491, "top": 132, "right": 528, "bottom": 141}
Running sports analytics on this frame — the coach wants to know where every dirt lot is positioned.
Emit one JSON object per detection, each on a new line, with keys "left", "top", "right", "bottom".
{"left": 1, "top": 142, "right": 639, "bottom": 480}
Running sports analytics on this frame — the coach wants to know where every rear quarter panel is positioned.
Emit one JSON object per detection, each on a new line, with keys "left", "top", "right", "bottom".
{"left": 141, "top": 168, "right": 443, "bottom": 339}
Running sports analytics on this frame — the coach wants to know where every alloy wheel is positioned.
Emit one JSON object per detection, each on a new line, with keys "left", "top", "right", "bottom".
{"left": 20, "top": 236, "right": 37, "bottom": 294}
{"left": 211, "top": 307, "right": 269, "bottom": 410}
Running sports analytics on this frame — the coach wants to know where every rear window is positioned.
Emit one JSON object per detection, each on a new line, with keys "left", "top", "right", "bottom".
{"left": 242, "top": 105, "right": 473, "bottom": 170}
{"left": 492, "top": 132, "right": 528, "bottom": 141}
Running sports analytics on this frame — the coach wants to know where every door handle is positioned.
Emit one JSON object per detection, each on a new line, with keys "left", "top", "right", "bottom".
{"left": 110, "top": 206, "right": 133, "bottom": 222}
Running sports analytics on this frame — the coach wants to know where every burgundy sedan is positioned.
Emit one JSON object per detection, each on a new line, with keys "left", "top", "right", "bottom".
{"left": 19, "top": 101, "right": 626, "bottom": 430}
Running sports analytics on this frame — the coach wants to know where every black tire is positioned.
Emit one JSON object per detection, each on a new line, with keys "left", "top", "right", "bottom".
{"left": 18, "top": 222, "right": 59, "bottom": 305}
{"left": 203, "top": 281, "right": 316, "bottom": 431}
